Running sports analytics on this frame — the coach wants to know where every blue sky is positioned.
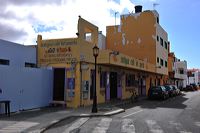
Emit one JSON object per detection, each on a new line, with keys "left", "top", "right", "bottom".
{"left": 0, "top": 0, "right": 199, "bottom": 69}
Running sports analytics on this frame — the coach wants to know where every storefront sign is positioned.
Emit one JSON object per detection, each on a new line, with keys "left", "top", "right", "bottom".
{"left": 41, "top": 40, "right": 77, "bottom": 47}
{"left": 39, "top": 39, "right": 79, "bottom": 64}
{"left": 120, "top": 56, "right": 145, "bottom": 69}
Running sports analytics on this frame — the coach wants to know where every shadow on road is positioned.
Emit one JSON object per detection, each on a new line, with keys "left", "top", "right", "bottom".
{"left": 0, "top": 106, "right": 68, "bottom": 121}
{"left": 117, "top": 93, "right": 188, "bottom": 110}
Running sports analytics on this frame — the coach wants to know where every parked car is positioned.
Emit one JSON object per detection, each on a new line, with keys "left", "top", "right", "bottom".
{"left": 190, "top": 83, "right": 198, "bottom": 91}
{"left": 164, "top": 85, "right": 176, "bottom": 97}
{"left": 171, "top": 85, "right": 181, "bottom": 95}
{"left": 148, "top": 86, "right": 169, "bottom": 100}
{"left": 184, "top": 85, "right": 194, "bottom": 91}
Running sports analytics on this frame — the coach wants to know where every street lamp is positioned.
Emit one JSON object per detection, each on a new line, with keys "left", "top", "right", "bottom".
{"left": 92, "top": 45, "right": 99, "bottom": 113}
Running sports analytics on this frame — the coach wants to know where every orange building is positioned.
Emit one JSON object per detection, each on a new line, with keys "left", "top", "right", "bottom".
{"left": 106, "top": 6, "right": 169, "bottom": 88}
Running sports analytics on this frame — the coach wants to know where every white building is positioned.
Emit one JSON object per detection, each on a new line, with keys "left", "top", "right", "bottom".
{"left": 0, "top": 39, "right": 53, "bottom": 113}
{"left": 173, "top": 60, "right": 187, "bottom": 88}
{"left": 187, "top": 69, "right": 200, "bottom": 85}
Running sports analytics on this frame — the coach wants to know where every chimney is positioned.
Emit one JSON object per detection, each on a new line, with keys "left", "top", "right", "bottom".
{"left": 135, "top": 5, "right": 142, "bottom": 13}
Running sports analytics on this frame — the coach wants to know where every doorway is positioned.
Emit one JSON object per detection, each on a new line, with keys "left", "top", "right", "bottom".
{"left": 53, "top": 68, "right": 65, "bottom": 101}
{"left": 110, "top": 72, "right": 117, "bottom": 99}
{"left": 139, "top": 78, "right": 146, "bottom": 96}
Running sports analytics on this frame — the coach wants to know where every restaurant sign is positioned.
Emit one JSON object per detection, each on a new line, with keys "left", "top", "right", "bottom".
{"left": 121, "top": 56, "right": 145, "bottom": 69}
{"left": 39, "top": 40, "right": 78, "bottom": 64}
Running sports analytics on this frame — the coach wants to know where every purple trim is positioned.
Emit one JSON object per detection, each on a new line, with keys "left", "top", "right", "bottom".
{"left": 117, "top": 73, "right": 122, "bottom": 99}
{"left": 117, "top": 86, "right": 122, "bottom": 98}
{"left": 106, "top": 72, "right": 110, "bottom": 100}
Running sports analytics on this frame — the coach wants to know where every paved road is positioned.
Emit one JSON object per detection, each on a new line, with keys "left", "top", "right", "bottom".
{"left": 46, "top": 91, "right": 200, "bottom": 133}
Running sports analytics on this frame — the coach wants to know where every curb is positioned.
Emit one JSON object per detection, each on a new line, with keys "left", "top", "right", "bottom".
{"left": 40, "top": 108, "right": 125, "bottom": 133}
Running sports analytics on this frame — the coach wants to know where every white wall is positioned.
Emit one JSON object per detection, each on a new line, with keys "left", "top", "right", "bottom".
{"left": 0, "top": 66, "right": 53, "bottom": 113}
{"left": 188, "top": 71, "right": 199, "bottom": 85}
{"left": 0, "top": 39, "right": 36, "bottom": 67}
{"left": 0, "top": 39, "right": 53, "bottom": 113}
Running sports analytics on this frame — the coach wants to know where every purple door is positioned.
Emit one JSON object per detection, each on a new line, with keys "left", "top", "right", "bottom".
{"left": 106, "top": 72, "right": 110, "bottom": 101}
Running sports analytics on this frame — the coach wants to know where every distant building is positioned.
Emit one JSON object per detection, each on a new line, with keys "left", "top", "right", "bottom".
{"left": 174, "top": 61, "right": 187, "bottom": 88}
{"left": 168, "top": 52, "right": 187, "bottom": 88}
{"left": 187, "top": 69, "right": 200, "bottom": 85}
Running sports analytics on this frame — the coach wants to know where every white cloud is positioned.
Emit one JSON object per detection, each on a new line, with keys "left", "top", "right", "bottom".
{"left": 0, "top": 0, "right": 135, "bottom": 45}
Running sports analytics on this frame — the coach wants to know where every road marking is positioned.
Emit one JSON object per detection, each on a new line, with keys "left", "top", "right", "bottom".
{"left": 63, "top": 117, "right": 89, "bottom": 133}
{"left": 146, "top": 119, "right": 164, "bottom": 133}
{"left": 122, "top": 110, "right": 143, "bottom": 118}
{"left": 169, "top": 121, "right": 192, "bottom": 133}
{"left": 121, "top": 119, "right": 135, "bottom": 133}
{"left": 92, "top": 118, "right": 112, "bottom": 133}
{"left": 0, "top": 121, "right": 39, "bottom": 133}
{"left": 194, "top": 122, "right": 200, "bottom": 127}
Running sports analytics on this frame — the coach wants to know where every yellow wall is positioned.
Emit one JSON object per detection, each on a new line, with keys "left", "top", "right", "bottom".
{"left": 37, "top": 16, "right": 102, "bottom": 108}
{"left": 98, "top": 49, "right": 155, "bottom": 73}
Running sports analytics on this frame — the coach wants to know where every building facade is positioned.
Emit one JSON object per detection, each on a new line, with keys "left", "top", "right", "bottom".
{"left": 37, "top": 17, "right": 100, "bottom": 108}
{"left": 168, "top": 52, "right": 187, "bottom": 88}
{"left": 106, "top": 6, "right": 169, "bottom": 85}
{"left": 187, "top": 69, "right": 200, "bottom": 85}
{"left": 36, "top": 5, "right": 173, "bottom": 108}
{"left": 37, "top": 15, "right": 164, "bottom": 108}
{"left": 0, "top": 39, "right": 53, "bottom": 113}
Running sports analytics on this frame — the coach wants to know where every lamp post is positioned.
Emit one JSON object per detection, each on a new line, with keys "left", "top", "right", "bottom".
{"left": 92, "top": 45, "right": 99, "bottom": 113}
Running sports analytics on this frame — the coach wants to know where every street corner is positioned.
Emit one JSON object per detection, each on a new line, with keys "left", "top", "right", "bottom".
{"left": 103, "top": 108, "right": 125, "bottom": 116}
{"left": 78, "top": 107, "right": 125, "bottom": 117}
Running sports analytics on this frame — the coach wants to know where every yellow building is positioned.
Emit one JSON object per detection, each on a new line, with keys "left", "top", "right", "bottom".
{"left": 37, "top": 16, "right": 100, "bottom": 108}
{"left": 37, "top": 6, "right": 169, "bottom": 108}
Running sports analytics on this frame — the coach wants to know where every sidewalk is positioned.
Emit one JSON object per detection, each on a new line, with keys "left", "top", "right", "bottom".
{"left": 0, "top": 100, "right": 130, "bottom": 133}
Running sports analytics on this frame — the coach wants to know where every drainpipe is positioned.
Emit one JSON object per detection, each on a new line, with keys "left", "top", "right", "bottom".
{"left": 80, "top": 61, "right": 82, "bottom": 107}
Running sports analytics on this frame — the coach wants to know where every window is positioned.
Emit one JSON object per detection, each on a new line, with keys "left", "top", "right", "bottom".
{"left": 165, "top": 41, "right": 168, "bottom": 49}
{"left": 100, "top": 72, "right": 107, "bottom": 88}
{"left": 160, "top": 59, "right": 163, "bottom": 66}
{"left": 25, "top": 62, "right": 37, "bottom": 68}
{"left": 0, "top": 59, "right": 9, "bottom": 65}
{"left": 179, "top": 69, "right": 184, "bottom": 74}
{"left": 157, "top": 17, "right": 159, "bottom": 24}
{"left": 160, "top": 37, "right": 163, "bottom": 46}
{"left": 126, "top": 74, "right": 136, "bottom": 87}
{"left": 85, "top": 33, "right": 92, "bottom": 42}
{"left": 165, "top": 61, "right": 167, "bottom": 67}
{"left": 157, "top": 36, "right": 159, "bottom": 42}
{"left": 157, "top": 57, "right": 159, "bottom": 63}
